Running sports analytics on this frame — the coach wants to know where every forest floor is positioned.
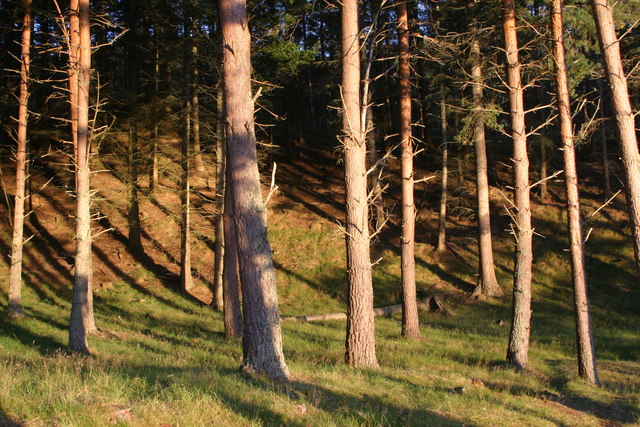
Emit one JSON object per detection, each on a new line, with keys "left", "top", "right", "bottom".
{"left": 0, "top": 134, "right": 639, "bottom": 426}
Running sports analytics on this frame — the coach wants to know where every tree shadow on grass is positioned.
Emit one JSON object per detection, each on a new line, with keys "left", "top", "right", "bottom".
{"left": 0, "top": 316, "right": 65, "bottom": 355}
{"left": 0, "top": 407, "right": 23, "bottom": 427}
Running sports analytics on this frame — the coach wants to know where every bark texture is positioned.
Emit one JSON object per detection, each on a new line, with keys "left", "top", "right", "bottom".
{"left": 503, "top": 0, "right": 533, "bottom": 370}
{"left": 220, "top": 0, "right": 289, "bottom": 380}
{"left": 213, "top": 86, "right": 226, "bottom": 311}
{"left": 469, "top": 36, "right": 502, "bottom": 298}
{"left": 341, "top": 0, "right": 378, "bottom": 367}
{"left": 180, "top": 16, "right": 194, "bottom": 292}
{"left": 69, "top": 0, "right": 96, "bottom": 353}
{"left": 590, "top": 0, "right": 640, "bottom": 274}
{"left": 551, "top": 0, "right": 599, "bottom": 385}
{"left": 396, "top": 0, "right": 420, "bottom": 339}
{"left": 69, "top": 0, "right": 79, "bottom": 180}
{"left": 222, "top": 162, "right": 243, "bottom": 338}
{"left": 8, "top": 0, "right": 32, "bottom": 319}
{"left": 436, "top": 86, "right": 448, "bottom": 253}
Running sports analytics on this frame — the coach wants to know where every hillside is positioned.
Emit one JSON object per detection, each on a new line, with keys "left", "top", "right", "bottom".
{"left": 0, "top": 137, "right": 639, "bottom": 426}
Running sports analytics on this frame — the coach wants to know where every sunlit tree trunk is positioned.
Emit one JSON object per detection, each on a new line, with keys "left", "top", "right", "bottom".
{"left": 436, "top": 86, "right": 448, "bottom": 253}
{"left": 213, "top": 86, "right": 225, "bottom": 311}
{"left": 591, "top": 0, "right": 640, "bottom": 274}
{"left": 503, "top": 0, "right": 533, "bottom": 370}
{"left": 469, "top": 34, "right": 502, "bottom": 298}
{"left": 341, "top": 0, "right": 378, "bottom": 367}
{"left": 69, "top": 0, "right": 96, "bottom": 352}
{"left": 180, "top": 6, "right": 194, "bottom": 292}
{"left": 551, "top": 0, "right": 599, "bottom": 385}
{"left": 8, "top": 0, "right": 32, "bottom": 319}
{"left": 69, "top": 0, "right": 79, "bottom": 185}
{"left": 220, "top": 0, "right": 289, "bottom": 380}
{"left": 366, "top": 109, "right": 385, "bottom": 232}
{"left": 396, "top": 0, "right": 420, "bottom": 339}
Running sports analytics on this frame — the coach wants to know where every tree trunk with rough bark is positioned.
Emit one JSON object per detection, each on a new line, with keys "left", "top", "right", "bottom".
{"left": 220, "top": 0, "right": 289, "bottom": 380}
{"left": 396, "top": 0, "right": 420, "bottom": 339}
{"left": 69, "top": 0, "right": 96, "bottom": 353}
{"left": 223, "top": 159, "right": 243, "bottom": 338}
{"left": 503, "top": 0, "right": 533, "bottom": 370}
{"left": 469, "top": 35, "right": 502, "bottom": 298}
{"left": 437, "top": 86, "right": 448, "bottom": 253}
{"left": 213, "top": 86, "right": 225, "bottom": 311}
{"left": 8, "top": 0, "right": 32, "bottom": 319}
{"left": 341, "top": 0, "right": 378, "bottom": 367}
{"left": 591, "top": 0, "right": 640, "bottom": 275}
{"left": 69, "top": 0, "right": 79, "bottom": 185}
{"left": 552, "top": 0, "right": 599, "bottom": 385}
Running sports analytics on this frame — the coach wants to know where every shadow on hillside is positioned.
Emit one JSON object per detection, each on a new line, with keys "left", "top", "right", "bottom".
{"left": 0, "top": 317, "right": 65, "bottom": 355}
{"left": 0, "top": 408, "right": 23, "bottom": 427}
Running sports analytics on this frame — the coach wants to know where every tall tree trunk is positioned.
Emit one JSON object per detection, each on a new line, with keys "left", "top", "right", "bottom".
{"left": 551, "top": 0, "right": 599, "bottom": 385}
{"left": 127, "top": 119, "right": 144, "bottom": 257}
{"left": 436, "top": 86, "right": 448, "bottom": 253}
{"left": 149, "top": 43, "right": 159, "bottom": 192}
{"left": 213, "top": 86, "right": 225, "bottom": 311}
{"left": 598, "top": 79, "right": 611, "bottom": 200}
{"left": 8, "top": 0, "right": 32, "bottom": 319}
{"left": 503, "top": 0, "right": 533, "bottom": 370}
{"left": 341, "top": 0, "right": 378, "bottom": 367}
{"left": 366, "top": 109, "right": 385, "bottom": 232}
{"left": 180, "top": 75, "right": 193, "bottom": 291}
{"left": 219, "top": 0, "right": 289, "bottom": 380}
{"left": 591, "top": 0, "right": 640, "bottom": 274}
{"left": 192, "top": 44, "right": 205, "bottom": 173}
{"left": 69, "top": 0, "right": 79, "bottom": 186}
{"left": 396, "top": 0, "right": 420, "bottom": 339}
{"left": 223, "top": 158, "right": 243, "bottom": 338}
{"left": 69, "top": 0, "right": 96, "bottom": 353}
{"left": 180, "top": 6, "right": 194, "bottom": 292}
{"left": 540, "top": 139, "right": 548, "bottom": 199}
{"left": 469, "top": 35, "right": 502, "bottom": 298}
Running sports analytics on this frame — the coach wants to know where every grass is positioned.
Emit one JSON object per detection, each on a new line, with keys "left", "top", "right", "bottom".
{"left": 1, "top": 202, "right": 639, "bottom": 426}
{"left": 0, "top": 146, "right": 639, "bottom": 425}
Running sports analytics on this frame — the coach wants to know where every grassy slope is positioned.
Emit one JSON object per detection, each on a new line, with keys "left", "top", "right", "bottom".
{"left": 0, "top": 143, "right": 639, "bottom": 426}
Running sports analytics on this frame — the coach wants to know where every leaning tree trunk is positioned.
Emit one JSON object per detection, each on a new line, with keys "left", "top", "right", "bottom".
{"left": 396, "top": 0, "right": 420, "bottom": 339}
{"left": 219, "top": 0, "right": 289, "bottom": 380}
{"left": 69, "top": 0, "right": 96, "bottom": 353}
{"left": 222, "top": 160, "right": 243, "bottom": 338}
{"left": 591, "top": 0, "right": 640, "bottom": 275}
{"left": 469, "top": 35, "right": 502, "bottom": 298}
{"left": 213, "top": 86, "right": 226, "bottom": 311}
{"left": 8, "top": 0, "right": 32, "bottom": 319}
{"left": 551, "top": 0, "right": 599, "bottom": 385}
{"left": 503, "top": 0, "right": 533, "bottom": 370}
{"left": 436, "top": 86, "right": 448, "bottom": 253}
{"left": 341, "top": 0, "right": 378, "bottom": 368}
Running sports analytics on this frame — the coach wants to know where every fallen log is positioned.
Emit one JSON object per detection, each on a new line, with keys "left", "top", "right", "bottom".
{"left": 284, "top": 297, "right": 455, "bottom": 322}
